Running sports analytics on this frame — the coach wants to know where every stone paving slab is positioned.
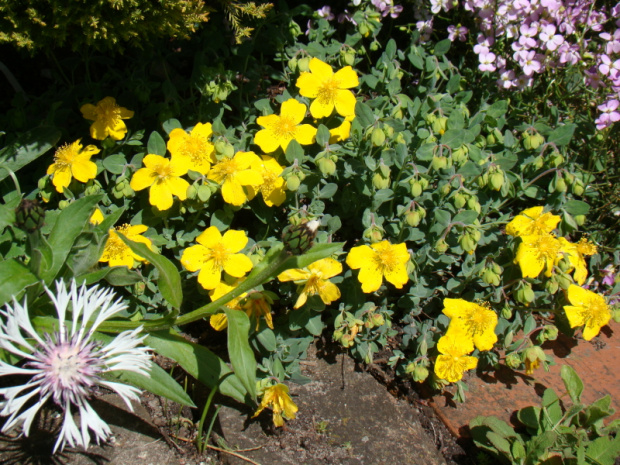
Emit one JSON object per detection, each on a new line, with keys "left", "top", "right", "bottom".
{"left": 429, "top": 320, "right": 620, "bottom": 438}
{"left": 217, "top": 345, "right": 447, "bottom": 465}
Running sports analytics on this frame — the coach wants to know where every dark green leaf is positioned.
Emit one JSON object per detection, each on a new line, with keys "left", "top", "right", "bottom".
{"left": 285, "top": 139, "right": 304, "bottom": 164}
{"left": 315, "top": 124, "right": 331, "bottom": 147}
{"left": 434, "top": 39, "right": 451, "bottom": 56}
{"left": 354, "top": 101, "right": 375, "bottom": 127}
{"left": 318, "top": 183, "right": 338, "bottom": 199}
{"left": 102, "top": 154, "right": 127, "bottom": 174}
{"left": 225, "top": 309, "right": 257, "bottom": 401}
{"left": 0, "top": 259, "right": 39, "bottom": 307}
{"left": 561, "top": 365, "right": 583, "bottom": 404}
{"left": 147, "top": 131, "right": 166, "bottom": 156}
{"left": 547, "top": 124, "right": 576, "bottom": 146}
{"left": 0, "top": 126, "right": 61, "bottom": 181}
{"left": 562, "top": 200, "right": 590, "bottom": 216}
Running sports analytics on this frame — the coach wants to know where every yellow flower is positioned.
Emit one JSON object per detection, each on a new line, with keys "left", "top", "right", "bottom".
{"left": 46, "top": 140, "right": 99, "bottom": 193}
{"left": 99, "top": 224, "right": 153, "bottom": 268}
{"left": 295, "top": 57, "right": 359, "bottom": 118}
{"left": 167, "top": 123, "right": 216, "bottom": 175}
{"left": 253, "top": 383, "right": 298, "bottom": 427}
{"left": 207, "top": 151, "right": 264, "bottom": 206}
{"left": 524, "top": 357, "right": 540, "bottom": 375}
{"left": 247, "top": 155, "right": 287, "bottom": 207}
{"left": 563, "top": 284, "right": 611, "bottom": 341}
{"left": 514, "top": 233, "right": 561, "bottom": 278}
{"left": 80, "top": 97, "right": 134, "bottom": 140}
{"left": 90, "top": 208, "right": 104, "bottom": 225}
{"left": 278, "top": 258, "right": 342, "bottom": 309}
{"left": 254, "top": 99, "right": 317, "bottom": 153}
{"left": 442, "top": 298, "right": 498, "bottom": 351}
{"left": 329, "top": 115, "right": 355, "bottom": 144}
{"left": 559, "top": 237, "right": 598, "bottom": 285}
{"left": 434, "top": 329, "right": 478, "bottom": 383}
{"left": 180, "top": 226, "right": 253, "bottom": 290}
{"left": 506, "top": 206, "right": 560, "bottom": 237}
{"left": 130, "top": 154, "right": 190, "bottom": 211}
{"left": 208, "top": 279, "right": 247, "bottom": 331}
{"left": 346, "top": 241, "right": 410, "bottom": 293}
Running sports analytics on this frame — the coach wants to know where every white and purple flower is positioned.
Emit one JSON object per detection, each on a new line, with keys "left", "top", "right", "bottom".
{"left": 0, "top": 279, "right": 151, "bottom": 453}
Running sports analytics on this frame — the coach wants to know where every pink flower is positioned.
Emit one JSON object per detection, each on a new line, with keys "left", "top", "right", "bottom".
{"left": 479, "top": 51, "right": 497, "bottom": 72}
{"left": 515, "top": 50, "right": 542, "bottom": 76}
{"left": 447, "top": 25, "right": 469, "bottom": 42}
{"left": 539, "top": 24, "right": 564, "bottom": 51}
{"left": 316, "top": 6, "right": 335, "bottom": 21}
{"left": 600, "top": 55, "right": 620, "bottom": 80}
{"left": 497, "top": 69, "right": 516, "bottom": 88}
{"left": 595, "top": 99, "right": 620, "bottom": 130}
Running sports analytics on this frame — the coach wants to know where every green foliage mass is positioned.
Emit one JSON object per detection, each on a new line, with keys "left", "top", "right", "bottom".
{"left": 0, "top": 0, "right": 272, "bottom": 52}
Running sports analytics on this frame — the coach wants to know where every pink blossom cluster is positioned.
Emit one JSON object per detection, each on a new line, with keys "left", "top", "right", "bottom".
{"left": 419, "top": 0, "right": 620, "bottom": 130}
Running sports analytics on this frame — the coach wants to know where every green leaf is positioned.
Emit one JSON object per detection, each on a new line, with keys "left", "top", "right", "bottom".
{"left": 517, "top": 406, "right": 541, "bottom": 431}
{"left": 146, "top": 330, "right": 249, "bottom": 404}
{"left": 42, "top": 195, "right": 102, "bottom": 285}
{"left": 316, "top": 125, "right": 331, "bottom": 147}
{"left": 486, "top": 431, "right": 511, "bottom": 454}
{"left": 453, "top": 210, "right": 478, "bottom": 225}
{"left": 562, "top": 200, "right": 590, "bottom": 216}
{"left": 0, "top": 259, "right": 39, "bottom": 307}
{"left": 487, "top": 100, "right": 508, "bottom": 119}
{"left": 354, "top": 101, "right": 375, "bottom": 127}
{"left": 285, "top": 139, "right": 304, "bottom": 164}
{"left": 147, "top": 131, "right": 166, "bottom": 156}
{"left": 93, "top": 333, "right": 195, "bottom": 408}
{"left": 102, "top": 154, "right": 127, "bottom": 174}
{"left": 434, "top": 39, "right": 451, "bottom": 56}
{"left": 547, "top": 124, "right": 576, "bottom": 146}
{"left": 0, "top": 126, "right": 61, "bottom": 181}
{"left": 77, "top": 265, "right": 143, "bottom": 286}
{"left": 585, "top": 435, "right": 620, "bottom": 465}
{"left": 225, "top": 309, "right": 257, "bottom": 401}
{"left": 116, "top": 235, "right": 182, "bottom": 310}
{"left": 319, "top": 183, "right": 338, "bottom": 199}
{"left": 434, "top": 209, "right": 451, "bottom": 227}
{"left": 162, "top": 118, "right": 183, "bottom": 134}
{"left": 441, "top": 129, "right": 465, "bottom": 149}
{"left": 561, "top": 365, "right": 583, "bottom": 404}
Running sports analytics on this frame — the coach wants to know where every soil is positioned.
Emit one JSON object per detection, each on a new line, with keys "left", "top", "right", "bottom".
{"left": 0, "top": 337, "right": 476, "bottom": 465}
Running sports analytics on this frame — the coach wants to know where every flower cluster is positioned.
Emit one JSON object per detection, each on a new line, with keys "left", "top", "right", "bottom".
{"left": 434, "top": 298, "right": 498, "bottom": 383}
{"left": 509, "top": 206, "right": 597, "bottom": 285}
{"left": 0, "top": 279, "right": 151, "bottom": 452}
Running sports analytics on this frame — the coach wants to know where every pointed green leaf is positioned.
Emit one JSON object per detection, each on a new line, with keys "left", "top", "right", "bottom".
{"left": 147, "top": 131, "right": 166, "bottom": 156}
{"left": 355, "top": 101, "right": 375, "bottom": 127}
{"left": 0, "top": 259, "right": 40, "bottom": 307}
{"left": 225, "top": 309, "right": 257, "bottom": 401}
{"left": 0, "top": 126, "right": 61, "bottom": 181}
{"left": 116, "top": 235, "right": 182, "bottom": 309}
{"left": 561, "top": 365, "right": 583, "bottom": 404}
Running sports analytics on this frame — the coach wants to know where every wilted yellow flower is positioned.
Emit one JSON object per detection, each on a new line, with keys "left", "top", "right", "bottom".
{"left": 254, "top": 99, "right": 317, "bottom": 153}
{"left": 130, "top": 154, "right": 190, "bottom": 211}
{"left": 563, "top": 284, "right": 611, "bottom": 341}
{"left": 442, "top": 298, "right": 498, "bottom": 351}
{"left": 181, "top": 226, "right": 253, "bottom": 290}
{"left": 167, "top": 123, "right": 216, "bottom": 175}
{"left": 278, "top": 258, "right": 342, "bottom": 309}
{"left": 296, "top": 57, "right": 359, "bottom": 118}
{"left": 241, "top": 291, "right": 275, "bottom": 330}
{"left": 207, "top": 151, "right": 263, "bottom": 206}
{"left": 47, "top": 140, "right": 99, "bottom": 193}
{"left": 514, "top": 233, "right": 562, "bottom": 279}
{"left": 506, "top": 206, "right": 560, "bottom": 237}
{"left": 559, "top": 237, "right": 598, "bottom": 285}
{"left": 434, "top": 329, "right": 478, "bottom": 383}
{"left": 99, "top": 224, "right": 153, "bottom": 268}
{"left": 253, "top": 383, "right": 298, "bottom": 427}
{"left": 247, "top": 155, "right": 287, "bottom": 207}
{"left": 80, "top": 97, "right": 134, "bottom": 140}
{"left": 346, "top": 241, "right": 410, "bottom": 293}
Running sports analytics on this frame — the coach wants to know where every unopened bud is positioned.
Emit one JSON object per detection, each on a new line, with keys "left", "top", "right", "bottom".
{"left": 282, "top": 219, "right": 320, "bottom": 255}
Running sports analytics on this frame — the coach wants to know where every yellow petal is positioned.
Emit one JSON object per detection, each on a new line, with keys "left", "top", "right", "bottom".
{"left": 196, "top": 226, "right": 223, "bottom": 248}
{"left": 318, "top": 281, "right": 341, "bottom": 305}
{"left": 309, "top": 258, "right": 342, "bottom": 278}
{"left": 333, "top": 66, "right": 359, "bottom": 89}
{"left": 51, "top": 168, "right": 72, "bottom": 193}
{"left": 80, "top": 103, "right": 97, "bottom": 120}
{"left": 224, "top": 253, "right": 253, "bottom": 278}
{"left": 346, "top": 245, "right": 374, "bottom": 269}
{"left": 278, "top": 268, "right": 311, "bottom": 282}
{"left": 296, "top": 72, "right": 321, "bottom": 98}
{"left": 149, "top": 182, "right": 174, "bottom": 210}
{"left": 130, "top": 168, "right": 156, "bottom": 191}
{"left": 71, "top": 158, "right": 97, "bottom": 183}
{"left": 281, "top": 99, "right": 307, "bottom": 125}
{"left": 210, "top": 313, "right": 228, "bottom": 331}
{"left": 357, "top": 266, "right": 383, "bottom": 293}
{"left": 254, "top": 128, "right": 280, "bottom": 153}
{"left": 235, "top": 170, "right": 264, "bottom": 187}
{"left": 198, "top": 265, "right": 221, "bottom": 290}
{"left": 166, "top": 176, "right": 190, "bottom": 201}
{"left": 383, "top": 264, "right": 409, "bottom": 289}
{"left": 222, "top": 179, "right": 248, "bottom": 206}
{"left": 309, "top": 98, "right": 334, "bottom": 119}
{"left": 334, "top": 90, "right": 357, "bottom": 117}
{"left": 222, "top": 229, "right": 249, "bottom": 252}
{"left": 308, "top": 57, "right": 334, "bottom": 79}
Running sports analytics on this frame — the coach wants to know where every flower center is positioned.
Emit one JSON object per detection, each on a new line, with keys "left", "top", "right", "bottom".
{"left": 209, "top": 243, "right": 230, "bottom": 269}
{"left": 30, "top": 335, "right": 101, "bottom": 406}
{"left": 96, "top": 99, "right": 121, "bottom": 121}
{"left": 153, "top": 162, "right": 173, "bottom": 182}
{"left": 535, "top": 235, "right": 560, "bottom": 258}
{"left": 105, "top": 225, "right": 131, "bottom": 259}
{"left": 53, "top": 143, "right": 76, "bottom": 168}
{"left": 464, "top": 308, "right": 493, "bottom": 336}
{"left": 584, "top": 296, "right": 610, "bottom": 328}
{"left": 375, "top": 247, "right": 398, "bottom": 273}
{"left": 183, "top": 136, "right": 212, "bottom": 163}
{"left": 274, "top": 116, "right": 297, "bottom": 139}
{"left": 211, "top": 158, "right": 237, "bottom": 183}
{"left": 317, "top": 78, "right": 339, "bottom": 105}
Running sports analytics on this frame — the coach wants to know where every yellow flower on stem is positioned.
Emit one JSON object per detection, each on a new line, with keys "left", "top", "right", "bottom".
{"left": 559, "top": 237, "right": 598, "bottom": 285}
{"left": 514, "top": 233, "right": 562, "bottom": 279}
{"left": 434, "top": 329, "right": 478, "bottom": 383}
{"left": 47, "top": 140, "right": 99, "bottom": 193}
{"left": 506, "top": 206, "right": 560, "bottom": 237}
{"left": 167, "top": 123, "right": 216, "bottom": 175}
{"left": 254, "top": 99, "right": 317, "bottom": 153}
{"left": 346, "top": 241, "right": 410, "bottom": 293}
{"left": 99, "top": 224, "right": 153, "bottom": 268}
{"left": 295, "top": 57, "right": 359, "bottom": 118}
{"left": 253, "top": 383, "right": 298, "bottom": 427}
{"left": 208, "top": 279, "right": 247, "bottom": 331}
{"left": 130, "top": 154, "right": 190, "bottom": 211}
{"left": 442, "top": 298, "right": 498, "bottom": 351}
{"left": 563, "top": 284, "right": 611, "bottom": 341}
{"left": 247, "top": 155, "right": 287, "bottom": 207}
{"left": 241, "top": 291, "right": 275, "bottom": 330}
{"left": 277, "top": 257, "right": 342, "bottom": 309}
{"left": 207, "top": 151, "right": 263, "bottom": 206}
{"left": 80, "top": 97, "right": 134, "bottom": 140}
{"left": 180, "top": 226, "right": 253, "bottom": 290}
